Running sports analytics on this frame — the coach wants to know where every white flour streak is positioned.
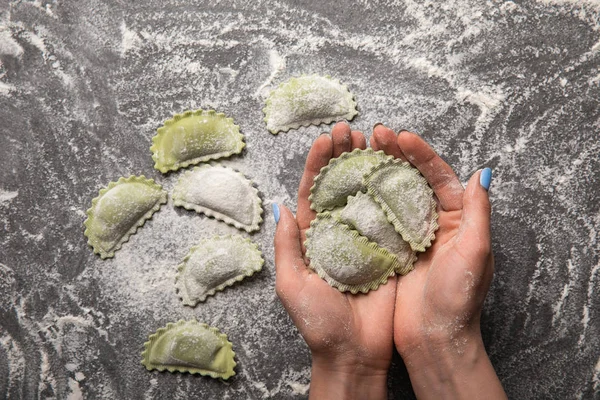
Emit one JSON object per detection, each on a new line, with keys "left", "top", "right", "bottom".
{"left": 255, "top": 48, "right": 287, "bottom": 99}
{"left": 579, "top": 260, "right": 600, "bottom": 345}
{"left": 536, "top": 0, "right": 600, "bottom": 28}
{"left": 289, "top": 381, "right": 310, "bottom": 395}
{"left": 456, "top": 87, "right": 506, "bottom": 135}
{"left": 66, "top": 378, "right": 83, "bottom": 400}
{"left": 143, "top": 378, "right": 159, "bottom": 400}
{"left": 594, "top": 356, "right": 600, "bottom": 391}
{"left": 22, "top": 30, "right": 48, "bottom": 59}
{"left": 407, "top": 57, "right": 450, "bottom": 81}
{"left": 0, "top": 81, "right": 15, "bottom": 96}
{"left": 0, "top": 28, "right": 23, "bottom": 58}
{"left": 0, "top": 333, "right": 26, "bottom": 396}
{"left": 30, "top": 0, "right": 56, "bottom": 17}
{"left": 0, "top": 189, "right": 18, "bottom": 204}
{"left": 38, "top": 350, "right": 57, "bottom": 397}
{"left": 120, "top": 21, "right": 143, "bottom": 56}
{"left": 524, "top": 244, "right": 546, "bottom": 326}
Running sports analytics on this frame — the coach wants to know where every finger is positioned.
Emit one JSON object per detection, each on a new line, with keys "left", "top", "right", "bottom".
{"left": 397, "top": 131, "right": 464, "bottom": 211}
{"left": 274, "top": 205, "right": 309, "bottom": 298}
{"left": 372, "top": 124, "right": 407, "bottom": 160}
{"left": 351, "top": 130, "right": 367, "bottom": 149}
{"left": 455, "top": 169, "right": 492, "bottom": 263}
{"left": 297, "top": 134, "right": 333, "bottom": 231}
{"left": 331, "top": 121, "right": 352, "bottom": 157}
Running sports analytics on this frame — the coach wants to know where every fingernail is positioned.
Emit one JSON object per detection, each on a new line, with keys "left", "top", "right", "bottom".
{"left": 373, "top": 122, "right": 383, "bottom": 130}
{"left": 272, "top": 203, "right": 280, "bottom": 223}
{"left": 480, "top": 168, "right": 492, "bottom": 191}
{"left": 339, "top": 119, "right": 350, "bottom": 126}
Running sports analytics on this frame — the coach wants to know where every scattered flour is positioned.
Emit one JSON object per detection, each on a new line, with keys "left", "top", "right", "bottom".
{"left": 254, "top": 48, "right": 287, "bottom": 99}
{"left": 120, "top": 21, "right": 143, "bottom": 56}
{"left": 66, "top": 378, "right": 83, "bottom": 400}
{"left": 0, "top": 81, "right": 16, "bottom": 96}
{"left": 0, "top": 189, "right": 18, "bottom": 204}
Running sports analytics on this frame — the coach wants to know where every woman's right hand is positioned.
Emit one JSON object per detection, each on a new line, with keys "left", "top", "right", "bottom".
{"left": 370, "top": 125, "right": 507, "bottom": 399}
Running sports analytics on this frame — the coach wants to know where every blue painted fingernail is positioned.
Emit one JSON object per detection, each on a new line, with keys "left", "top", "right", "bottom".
{"left": 480, "top": 168, "right": 492, "bottom": 191}
{"left": 272, "top": 203, "right": 280, "bottom": 223}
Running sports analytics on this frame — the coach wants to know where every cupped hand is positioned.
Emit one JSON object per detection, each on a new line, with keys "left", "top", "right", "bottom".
{"left": 274, "top": 122, "right": 393, "bottom": 399}
{"left": 371, "top": 125, "right": 506, "bottom": 399}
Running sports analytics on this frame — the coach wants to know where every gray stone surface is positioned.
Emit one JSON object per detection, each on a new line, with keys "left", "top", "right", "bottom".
{"left": 1, "top": 0, "right": 599, "bottom": 398}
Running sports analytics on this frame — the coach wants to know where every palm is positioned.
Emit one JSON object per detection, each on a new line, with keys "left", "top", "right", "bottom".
{"left": 366, "top": 125, "right": 494, "bottom": 355}
{"left": 274, "top": 122, "right": 395, "bottom": 372}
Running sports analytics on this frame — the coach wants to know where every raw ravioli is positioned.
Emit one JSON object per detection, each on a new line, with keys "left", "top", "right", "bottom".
{"left": 337, "top": 192, "right": 416, "bottom": 275}
{"left": 364, "top": 159, "right": 438, "bottom": 252}
{"left": 141, "top": 320, "right": 236, "bottom": 379}
{"left": 305, "top": 212, "right": 400, "bottom": 294}
{"left": 84, "top": 176, "right": 167, "bottom": 259}
{"left": 175, "top": 235, "right": 264, "bottom": 306}
{"left": 309, "top": 148, "right": 391, "bottom": 212}
{"left": 151, "top": 109, "right": 245, "bottom": 173}
{"left": 263, "top": 75, "right": 358, "bottom": 134}
{"left": 172, "top": 164, "right": 263, "bottom": 232}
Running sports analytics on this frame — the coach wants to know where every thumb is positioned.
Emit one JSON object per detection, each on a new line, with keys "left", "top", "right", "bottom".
{"left": 273, "top": 204, "right": 309, "bottom": 300}
{"left": 455, "top": 168, "right": 492, "bottom": 262}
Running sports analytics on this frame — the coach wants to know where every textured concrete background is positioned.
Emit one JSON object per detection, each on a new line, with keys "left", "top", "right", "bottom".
{"left": 1, "top": 0, "right": 599, "bottom": 398}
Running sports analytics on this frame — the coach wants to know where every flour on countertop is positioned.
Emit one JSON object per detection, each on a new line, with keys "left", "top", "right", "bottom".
{"left": 1, "top": 0, "right": 599, "bottom": 398}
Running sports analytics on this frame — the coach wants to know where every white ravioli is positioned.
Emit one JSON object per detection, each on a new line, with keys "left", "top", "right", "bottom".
{"left": 172, "top": 164, "right": 263, "bottom": 232}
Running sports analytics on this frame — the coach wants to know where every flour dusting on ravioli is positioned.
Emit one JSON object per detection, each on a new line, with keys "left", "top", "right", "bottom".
{"left": 309, "top": 148, "right": 391, "bottom": 212}
{"left": 175, "top": 235, "right": 264, "bottom": 306}
{"left": 263, "top": 75, "right": 358, "bottom": 134}
{"left": 151, "top": 109, "right": 245, "bottom": 173}
{"left": 84, "top": 176, "right": 167, "bottom": 259}
{"left": 141, "top": 320, "right": 236, "bottom": 379}
{"left": 305, "top": 212, "right": 400, "bottom": 294}
{"left": 364, "top": 159, "right": 438, "bottom": 252}
{"left": 337, "top": 192, "right": 416, "bottom": 275}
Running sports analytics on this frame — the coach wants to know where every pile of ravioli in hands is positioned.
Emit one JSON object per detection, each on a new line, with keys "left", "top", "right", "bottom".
{"left": 81, "top": 74, "right": 438, "bottom": 381}
{"left": 306, "top": 149, "right": 438, "bottom": 294}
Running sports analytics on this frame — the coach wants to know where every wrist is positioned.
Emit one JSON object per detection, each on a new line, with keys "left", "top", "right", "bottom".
{"left": 309, "top": 354, "right": 388, "bottom": 400}
{"left": 400, "top": 332, "right": 506, "bottom": 399}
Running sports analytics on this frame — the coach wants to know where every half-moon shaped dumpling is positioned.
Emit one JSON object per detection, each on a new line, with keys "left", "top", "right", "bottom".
{"left": 141, "top": 320, "right": 236, "bottom": 379}
{"left": 151, "top": 109, "right": 245, "bottom": 173}
{"left": 263, "top": 75, "right": 358, "bottom": 134}
{"left": 337, "top": 192, "right": 417, "bottom": 275}
{"left": 364, "top": 159, "right": 439, "bottom": 252}
{"left": 84, "top": 176, "right": 167, "bottom": 259}
{"left": 175, "top": 235, "right": 264, "bottom": 306}
{"left": 172, "top": 164, "right": 263, "bottom": 232}
{"left": 305, "top": 212, "right": 400, "bottom": 294}
{"left": 309, "top": 148, "right": 392, "bottom": 212}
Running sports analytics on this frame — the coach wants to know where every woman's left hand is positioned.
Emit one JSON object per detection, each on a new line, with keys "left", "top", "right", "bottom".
{"left": 274, "top": 122, "right": 393, "bottom": 400}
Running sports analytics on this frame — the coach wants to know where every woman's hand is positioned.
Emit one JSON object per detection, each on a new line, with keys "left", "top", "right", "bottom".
{"left": 274, "top": 122, "right": 393, "bottom": 400}
{"left": 370, "top": 125, "right": 506, "bottom": 399}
